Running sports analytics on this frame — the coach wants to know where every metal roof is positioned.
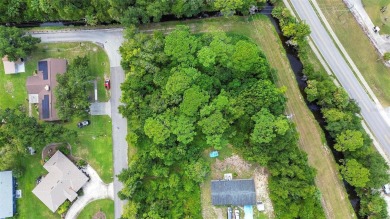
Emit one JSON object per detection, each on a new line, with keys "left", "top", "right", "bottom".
{"left": 211, "top": 179, "right": 256, "bottom": 206}
{"left": 0, "top": 171, "right": 14, "bottom": 218}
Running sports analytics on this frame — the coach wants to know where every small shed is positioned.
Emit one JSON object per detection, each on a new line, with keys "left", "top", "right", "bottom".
{"left": 211, "top": 179, "right": 256, "bottom": 206}
{"left": 2, "top": 56, "right": 25, "bottom": 74}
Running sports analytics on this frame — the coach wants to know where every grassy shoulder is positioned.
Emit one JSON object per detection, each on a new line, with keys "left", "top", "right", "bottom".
{"left": 0, "top": 42, "right": 110, "bottom": 108}
{"left": 138, "top": 15, "right": 354, "bottom": 218}
{"left": 77, "top": 199, "right": 114, "bottom": 219}
{"left": 317, "top": 0, "right": 390, "bottom": 106}
{"left": 362, "top": 0, "right": 390, "bottom": 34}
{"left": 247, "top": 15, "right": 356, "bottom": 219}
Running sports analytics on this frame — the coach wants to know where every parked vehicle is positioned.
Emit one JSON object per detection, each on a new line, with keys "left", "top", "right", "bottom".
{"left": 227, "top": 207, "right": 232, "bottom": 219}
{"left": 383, "top": 184, "right": 390, "bottom": 194}
{"left": 104, "top": 79, "right": 110, "bottom": 90}
{"left": 234, "top": 209, "right": 240, "bottom": 219}
{"left": 77, "top": 120, "right": 90, "bottom": 128}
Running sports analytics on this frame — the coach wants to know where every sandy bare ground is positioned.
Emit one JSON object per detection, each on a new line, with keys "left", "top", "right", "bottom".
{"left": 201, "top": 154, "right": 274, "bottom": 219}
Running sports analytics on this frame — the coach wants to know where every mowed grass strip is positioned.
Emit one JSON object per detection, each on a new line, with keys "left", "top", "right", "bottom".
{"left": 138, "top": 16, "right": 356, "bottom": 218}
{"left": 317, "top": 0, "right": 390, "bottom": 106}
{"left": 77, "top": 199, "right": 114, "bottom": 219}
{"left": 247, "top": 16, "right": 356, "bottom": 219}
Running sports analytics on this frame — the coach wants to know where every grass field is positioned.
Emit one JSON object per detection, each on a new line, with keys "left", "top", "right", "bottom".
{"left": 139, "top": 15, "right": 356, "bottom": 218}
{"left": 0, "top": 42, "right": 110, "bottom": 109}
{"left": 316, "top": 0, "right": 390, "bottom": 106}
{"left": 65, "top": 115, "right": 113, "bottom": 183}
{"left": 77, "top": 199, "right": 114, "bottom": 219}
{"left": 362, "top": 0, "right": 390, "bottom": 34}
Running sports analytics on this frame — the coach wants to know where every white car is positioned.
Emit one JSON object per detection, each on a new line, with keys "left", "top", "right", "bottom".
{"left": 234, "top": 209, "right": 240, "bottom": 219}
{"left": 383, "top": 184, "right": 390, "bottom": 194}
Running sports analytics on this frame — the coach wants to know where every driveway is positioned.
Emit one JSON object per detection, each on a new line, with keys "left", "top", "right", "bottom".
{"left": 31, "top": 29, "right": 128, "bottom": 218}
{"left": 65, "top": 165, "right": 114, "bottom": 219}
{"left": 90, "top": 102, "right": 111, "bottom": 116}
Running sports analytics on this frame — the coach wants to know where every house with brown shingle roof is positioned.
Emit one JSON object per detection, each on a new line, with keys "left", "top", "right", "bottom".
{"left": 32, "top": 151, "right": 88, "bottom": 213}
{"left": 26, "top": 58, "right": 67, "bottom": 121}
{"left": 2, "top": 56, "right": 25, "bottom": 74}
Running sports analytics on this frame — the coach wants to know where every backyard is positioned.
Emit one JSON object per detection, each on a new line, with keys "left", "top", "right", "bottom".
{"left": 317, "top": 0, "right": 390, "bottom": 106}
{"left": 0, "top": 42, "right": 110, "bottom": 109}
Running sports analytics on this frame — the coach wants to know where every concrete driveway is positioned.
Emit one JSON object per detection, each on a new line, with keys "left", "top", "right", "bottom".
{"left": 32, "top": 29, "right": 128, "bottom": 218}
{"left": 65, "top": 165, "right": 114, "bottom": 219}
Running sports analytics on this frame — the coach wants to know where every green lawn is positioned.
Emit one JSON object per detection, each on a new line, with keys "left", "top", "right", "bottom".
{"left": 1, "top": 43, "right": 113, "bottom": 218}
{"left": 362, "top": 0, "right": 390, "bottom": 34}
{"left": 65, "top": 115, "right": 113, "bottom": 183}
{"left": 0, "top": 42, "right": 110, "bottom": 108}
{"left": 15, "top": 116, "right": 113, "bottom": 219}
{"left": 16, "top": 155, "right": 60, "bottom": 219}
{"left": 77, "top": 199, "right": 114, "bottom": 219}
{"left": 318, "top": 0, "right": 390, "bottom": 106}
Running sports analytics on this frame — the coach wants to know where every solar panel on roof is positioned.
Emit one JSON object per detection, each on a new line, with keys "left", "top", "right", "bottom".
{"left": 38, "top": 61, "right": 48, "bottom": 80}
{"left": 42, "top": 95, "right": 50, "bottom": 119}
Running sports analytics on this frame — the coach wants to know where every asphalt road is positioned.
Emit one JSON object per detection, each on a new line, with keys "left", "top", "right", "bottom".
{"left": 32, "top": 29, "right": 127, "bottom": 218}
{"left": 289, "top": 0, "right": 390, "bottom": 158}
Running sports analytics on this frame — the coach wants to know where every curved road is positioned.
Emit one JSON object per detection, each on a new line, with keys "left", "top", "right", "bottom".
{"left": 31, "top": 29, "right": 127, "bottom": 218}
{"left": 289, "top": 1, "right": 390, "bottom": 158}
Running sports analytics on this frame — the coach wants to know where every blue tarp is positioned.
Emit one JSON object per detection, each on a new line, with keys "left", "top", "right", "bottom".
{"left": 209, "top": 151, "right": 219, "bottom": 158}
{"left": 244, "top": 205, "right": 253, "bottom": 219}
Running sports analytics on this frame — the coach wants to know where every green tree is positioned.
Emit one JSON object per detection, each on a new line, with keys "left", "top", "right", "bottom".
{"left": 197, "top": 47, "right": 216, "bottom": 68}
{"left": 334, "top": 130, "right": 364, "bottom": 152}
{"left": 0, "top": 26, "right": 40, "bottom": 61}
{"left": 164, "top": 26, "right": 199, "bottom": 66}
{"left": 340, "top": 159, "right": 370, "bottom": 188}
{"left": 55, "top": 56, "right": 94, "bottom": 119}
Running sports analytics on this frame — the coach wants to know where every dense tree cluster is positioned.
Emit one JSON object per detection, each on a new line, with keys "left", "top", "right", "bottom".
{"left": 0, "top": 0, "right": 266, "bottom": 25}
{"left": 0, "top": 26, "right": 40, "bottom": 61}
{"left": 118, "top": 26, "right": 324, "bottom": 218}
{"left": 273, "top": 6, "right": 390, "bottom": 218}
{"left": 55, "top": 56, "right": 94, "bottom": 120}
{"left": 0, "top": 108, "right": 76, "bottom": 177}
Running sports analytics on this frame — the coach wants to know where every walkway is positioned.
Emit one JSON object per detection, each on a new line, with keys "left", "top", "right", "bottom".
{"left": 65, "top": 165, "right": 114, "bottom": 219}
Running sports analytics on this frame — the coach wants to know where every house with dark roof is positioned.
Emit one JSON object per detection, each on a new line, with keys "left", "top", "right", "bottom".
{"left": 26, "top": 59, "right": 67, "bottom": 121}
{"left": 0, "top": 171, "right": 16, "bottom": 218}
{"left": 32, "top": 151, "right": 88, "bottom": 212}
{"left": 211, "top": 179, "right": 256, "bottom": 206}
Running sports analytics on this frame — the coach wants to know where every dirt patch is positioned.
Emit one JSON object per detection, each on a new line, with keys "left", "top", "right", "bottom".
{"left": 92, "top": 211, "right": 106, "bottom": 219}
{"left": 201, "top": 154, "right": 274, "bottom": 219}
{"left": 4, "top": 81, "right": 14, "bottom": 94}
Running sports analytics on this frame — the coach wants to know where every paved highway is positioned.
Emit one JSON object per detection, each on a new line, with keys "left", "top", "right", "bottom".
{"left": 289, "top": 0, "right": 390, "bottom": 158}
{"left": 32, "top": 29, "right": 127, "bottom": 218}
